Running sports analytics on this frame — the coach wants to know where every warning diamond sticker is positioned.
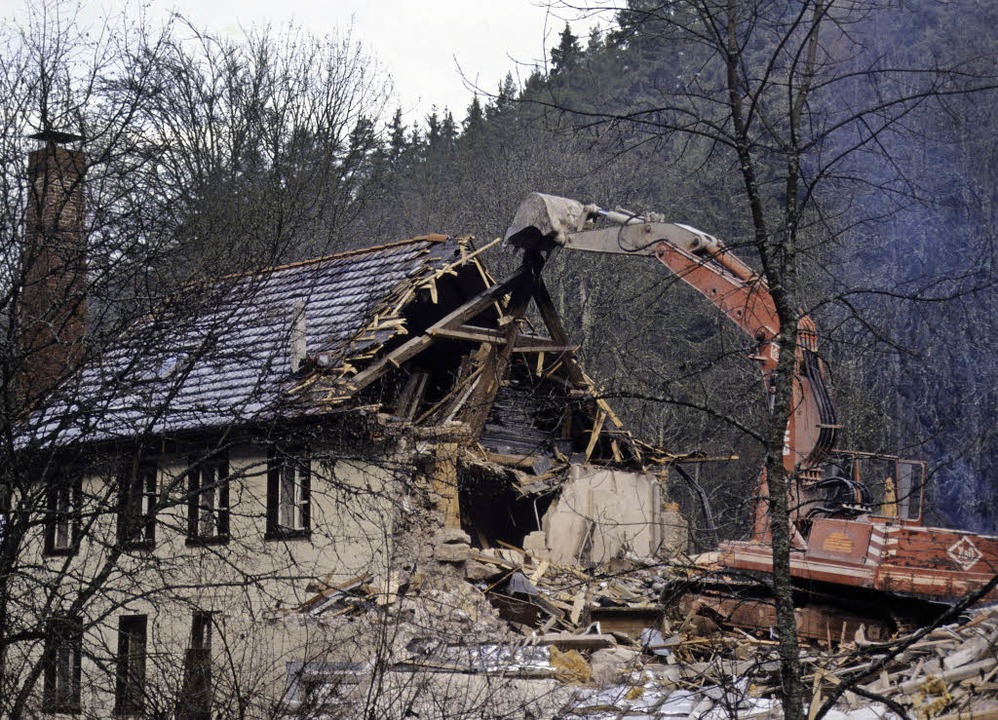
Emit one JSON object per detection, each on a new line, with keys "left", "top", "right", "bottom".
{"left": 947, "top": 537, "right": 983, "bottom": 571}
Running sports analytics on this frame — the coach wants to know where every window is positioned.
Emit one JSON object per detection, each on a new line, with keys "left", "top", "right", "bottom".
{"left": 114, "top": 615, "right": 146, "bottom": 716}
{"left": 266, "top": 448, "right": 310, "bottom": 539}
{"left": 118, "top": 459, "right": 156, "bottom": 548}
{"left": 44, "top": 616, "right": 82, "bottom": 713}
{"left": 187, "top": 453, "right": 229, "bottom": 544}
{"left": 44, "top": 478, "right": 80, "bottom": 556}
{"left": 178, "top": 612, "right": 213, "bottom": 720}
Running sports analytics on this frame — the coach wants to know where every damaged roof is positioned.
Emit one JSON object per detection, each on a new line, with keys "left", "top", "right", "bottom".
{"left": 29, "top": 235, "right": 481, "bottom": 444}
{"left": 25, "top": 231, "right": 671, "bottom": 473}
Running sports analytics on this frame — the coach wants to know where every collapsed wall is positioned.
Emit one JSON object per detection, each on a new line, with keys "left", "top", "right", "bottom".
{"left": 523, "top": 464, "right": 688, "bottom": 565}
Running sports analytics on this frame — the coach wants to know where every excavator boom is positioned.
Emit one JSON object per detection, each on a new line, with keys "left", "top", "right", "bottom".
{"left": 506, "top": 192, "right": 834, "bottom": 488}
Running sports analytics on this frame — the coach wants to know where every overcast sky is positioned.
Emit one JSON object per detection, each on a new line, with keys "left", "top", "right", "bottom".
{"left": 2, "top": 0, "right": 608, "bottom": 123}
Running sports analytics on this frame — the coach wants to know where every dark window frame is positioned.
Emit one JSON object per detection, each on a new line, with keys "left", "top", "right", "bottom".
{"left": 118, "top": 457, "right": 157, "bottom": 550}
{"left": 186, "top": 452, "right": 230, "bottom": 546}
{"left": 43, "top": 616, "right": 82, "bottom": 714}
{"left": 178, "top": 611, "right": 213, "bottom": 720}
{"left": 265, "top": 447, "right": 310, "bottom": 540}
{"left": 114, "top": 614, "right": 147, "bottom": 716}
{"left": 190, "top": 611, "right": 212, "bottom": 651}
{"left": 43, "top": 476, "right": 81, "bottom": 557}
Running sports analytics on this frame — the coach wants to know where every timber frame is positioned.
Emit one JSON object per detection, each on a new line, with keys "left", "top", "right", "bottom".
{"left": 287, "top": 240, "right": 678, "bottom": 538}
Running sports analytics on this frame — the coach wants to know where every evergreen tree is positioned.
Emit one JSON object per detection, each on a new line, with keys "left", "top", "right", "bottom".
{"left": 440, "top": 109, "right": 458, "bottom": 150}
{"left": 426, "top": 107, "right": 441, "bottom": 148}
{"left": 463, "top": 96, "right": 485, "bottom": 136}
{"left": 550, "top": 23, "right": 582, "bottom": 77}
{"left": 486, "top": 73, "right": 518, "bottom": 121}
{"left": 587, "top": 26, "right": 604, "bottom": 53}
{"left": 388, "top": 107, "right": 407, "bottom": 163}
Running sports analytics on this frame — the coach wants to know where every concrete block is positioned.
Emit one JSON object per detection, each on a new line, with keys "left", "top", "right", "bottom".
{"left": 434, "top": 542, "right": 470, "bottom": 564}
{"left": 590, "top": 646, "right": 641, "bottom": 685}
{"left": 464, "top": 559, "right": 496, "bottom": 581}
{"left": 434, "top": 528, "right": 472, "bottom": 545}
{"left": 522, "top": 530, "right": 549, "bottom": 558}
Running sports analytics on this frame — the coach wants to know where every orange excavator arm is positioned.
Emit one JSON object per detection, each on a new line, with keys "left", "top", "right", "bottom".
{"left": 504, "top": 193, "right": 837, "bottom": 493}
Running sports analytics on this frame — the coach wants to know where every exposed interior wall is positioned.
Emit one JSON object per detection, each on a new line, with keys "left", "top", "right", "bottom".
{"left": 524, "top": 464, "right": 687, "bottom": 565}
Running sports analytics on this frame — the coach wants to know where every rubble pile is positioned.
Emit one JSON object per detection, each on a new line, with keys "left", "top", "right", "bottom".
{"left": 297, "top": 538, "right": 998, "bottom": 719}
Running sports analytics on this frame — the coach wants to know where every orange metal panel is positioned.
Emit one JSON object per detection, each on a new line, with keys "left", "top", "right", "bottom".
{"left": 875, "top": 526, "right": 998, "bottom": 603}
{"left": 806, "top": 519, "right": 873, "bottom": 564}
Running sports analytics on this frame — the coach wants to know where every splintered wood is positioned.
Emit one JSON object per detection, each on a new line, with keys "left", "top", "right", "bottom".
{"left": 432, "top": 442, "right": 461, "bottom": 529}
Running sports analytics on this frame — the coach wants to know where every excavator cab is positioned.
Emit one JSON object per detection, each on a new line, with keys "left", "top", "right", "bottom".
{"left": 818, "top": 451, "right": 925, "bottom": 525}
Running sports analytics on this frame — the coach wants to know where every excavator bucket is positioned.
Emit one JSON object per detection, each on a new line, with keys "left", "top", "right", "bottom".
{"left": 504, "top": 193, "right": 589, "bottom": 249}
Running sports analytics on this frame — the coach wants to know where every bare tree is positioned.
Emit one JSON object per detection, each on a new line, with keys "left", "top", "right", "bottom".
{"left": 523, "top": 1, "right": 998, "bottom": 716}
{"left": 0, "top": 5, "right": 402, "bottom": 717}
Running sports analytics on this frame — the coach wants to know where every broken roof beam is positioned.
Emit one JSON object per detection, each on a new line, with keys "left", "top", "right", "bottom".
{"left": 515, "top": 342, "right": 579, "bottom": 354}
{"left": 429, "top": 324, "right": 578, "bottom": 353}
{"left": 459, "top": 261, "right": 537, "bottom": 437}
{"left": 346, "top": 267, "right": 529, "bottom": 393}
{"left": 346, "top": 334, "right": 434, "bottom": 393}
{"left": 431, "top": 265, "right": 528, "bottom": 332}
{"left": 429, "top": 325, "right": 503, "bottom": 344}
{"left": 532, "top": 276, "right": 590, "bottom": 390}
{"left": 583, "top": 408, "right": 608, "bottom": 464}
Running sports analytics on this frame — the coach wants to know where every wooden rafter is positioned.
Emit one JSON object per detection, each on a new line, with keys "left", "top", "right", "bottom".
{"left": 347, "top": 266, "right": 528, "bottom": 393}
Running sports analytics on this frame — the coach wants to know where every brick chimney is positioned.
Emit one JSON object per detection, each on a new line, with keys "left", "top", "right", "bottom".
{"left": 18, "top": 130, "right": 87, "bottom": 405}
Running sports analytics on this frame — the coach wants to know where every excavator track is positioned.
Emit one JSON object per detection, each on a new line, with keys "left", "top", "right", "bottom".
{"left": 663, "top": 573, "right": 900, "bottom": 643}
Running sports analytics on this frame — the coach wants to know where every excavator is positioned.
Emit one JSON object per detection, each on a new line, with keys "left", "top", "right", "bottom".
{"left": 505, "top": 192, "right": 998, "bottom": 641}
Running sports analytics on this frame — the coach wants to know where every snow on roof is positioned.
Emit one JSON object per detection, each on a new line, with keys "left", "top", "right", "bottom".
{"left": 26, "top": 235, "right": 467, "bottom": 446}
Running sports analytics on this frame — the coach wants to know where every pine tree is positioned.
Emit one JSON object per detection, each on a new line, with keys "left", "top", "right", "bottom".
{"left": 463, "top": 96, "right": 484, "bottom": 135}
{"left": 388, "top": 108, "right": 407, "bottom": 163}
{"left": 550, "top": 23, "right": 582, "bottom": 77}
{"left": 486, "top": 73, "right": 518, "bottom": 121}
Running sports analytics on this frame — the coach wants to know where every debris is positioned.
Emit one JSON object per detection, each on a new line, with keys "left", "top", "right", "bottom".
{"left": 435, "top": 528, "right": 472, "bottom": 545}
{"left": 464, "top": 559, "right": 497, "bottom": 581}
{"left": 434, "top": 543, "right": 471, "bottom": 564}
{"left": 506, "top": 571, "right": 540, "bottom": 597}
{"left": 549, "top": 646, "right": 592, "bottom": 684}
{"left": 590, "top": 646, "right": 640, "bottom": 685}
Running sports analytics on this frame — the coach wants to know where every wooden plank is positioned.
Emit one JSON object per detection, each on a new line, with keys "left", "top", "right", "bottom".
{"left": 432, "top": 443, "right": 461, "bottom": 530}
{"left": 583, "top": 409, "right": 607, "bottom": 464}
{"left": 348, "top": 334, "right": 434, "bottom": 392}
{"left": 514, "top": 343, "right": 579, "bottom": 354}
{"left": 808, "top": 669, "right": 823, "bottom": 720}
{"left": 431, "top": 325, "right": 573, "bottom": 352}
{"left": 430, "top": 325, "right": 503, "bottom": 344}
{"left": 530, "top": 560, "right": 550, "bottom": 584}
{"left": 482, "top": 451, "right": 539, "bottom": 468}
{"left": 535, "top": 633, "right": 616, "bottom": 651}
{"left": 470, "top": 550, "right": 519, "bottom": 570}
{"left": 532, "top": 276, "right": 588, "bottom": 387}
{"left": 594, "top": 394, "right": 626, "bottom": 429}
{"left": 429, "top": 267, "right": 527, "bottom": 332}
{"left": 897, "top": 658, "right": 997, "bottom": 695}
